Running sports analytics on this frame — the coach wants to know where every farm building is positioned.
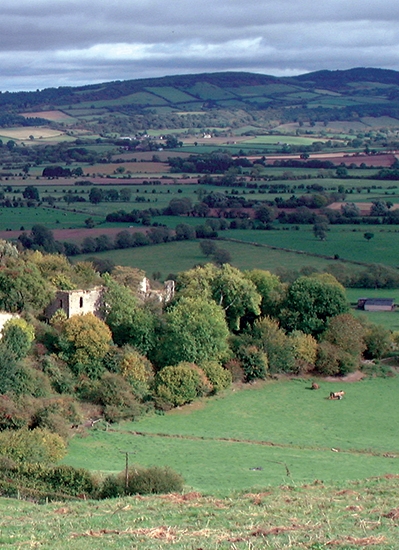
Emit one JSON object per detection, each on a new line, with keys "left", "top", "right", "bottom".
{"left": 357, "top": 298, "right": 395, "bottom": 311}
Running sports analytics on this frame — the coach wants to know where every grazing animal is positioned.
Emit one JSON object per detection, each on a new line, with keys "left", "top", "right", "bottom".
{"left": 311, "top": 382, "right": 320, "bottom": 390}
{"left": 329, "top": 390, "right": 345, "bottom": 400}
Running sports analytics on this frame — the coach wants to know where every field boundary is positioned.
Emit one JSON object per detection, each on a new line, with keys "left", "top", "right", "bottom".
{"left": 218, "top": 236, "right": 374, "bottom": 268}
{"left": 109, "top": 428, "right": 399, "bottom": 458}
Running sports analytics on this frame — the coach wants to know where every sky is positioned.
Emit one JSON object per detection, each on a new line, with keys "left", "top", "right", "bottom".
{"left": 2, "top": 0, "right": 399, "bottom": 92}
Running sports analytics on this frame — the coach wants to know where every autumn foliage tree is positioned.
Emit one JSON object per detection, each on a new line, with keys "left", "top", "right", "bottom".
{"left": 61, "top": 313, "right": 112, "bottom": 378}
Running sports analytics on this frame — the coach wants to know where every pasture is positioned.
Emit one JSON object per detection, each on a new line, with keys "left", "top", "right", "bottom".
{"left": 222, "top": 226, "right": 399, "bottom": 267}
{"left": 64, "top": 377, "right": 399, "bottom": 494}
{"left": 0, "top": 206, "right": 90, "bottom": 231}
{"left": 74, "top": 239, "right": 340, "bottom": 278}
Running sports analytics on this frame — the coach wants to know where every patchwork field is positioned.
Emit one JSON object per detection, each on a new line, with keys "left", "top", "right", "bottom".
{"left": 21, "top": 110, "right": 77, "bottom": 123}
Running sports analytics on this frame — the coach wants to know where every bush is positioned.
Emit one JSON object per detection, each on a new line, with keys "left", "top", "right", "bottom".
{"left": 30, "top": 398, "right": 81, "bottom": 440}
{"left": 364, "top": 324, "right": 392, "bottom": 359}
{"left": 126, "top": 465, "right": 183, "bottom": 495}
{"left": 315, "top": 342, "right": 358, "bottom": 376}
{"left": 199, "top": 361, "right": 232, "bottom": 393}
{"left": 224, "top": 358, "right": 245, "bottom": 383}
{"left": 153, "top": 363, "right": 206, "bottom": 407}
{"left": 118, "top": 346, "right": 154, "bottom": 400}
{"left": 0, "top": 461, "right": 98, "bottom": 500}
{"left": 101, "top": 465, "right": 184, "bottom": 498}
{"left": 251, "top": 317, "right": 296, "bottom": 374}
{"left": 41, "top": 356, "right": 76, "bottom": 395}
{"left": 0, "top": 395, "right": 30, "bottom": 431}
{"left": 237, "top": 345, "right": 268, "bottom": 382}
{"left": 0, "top": 428, "right": 66, "bottom": 464}
{"left": 2, "top": 318, "right": 35, "bottom": 360}
{"left": 95, "top": 372, "right": 142, "bottom": 422}
{"left": 289, "top": 330, "right": 318, "bottom": 373}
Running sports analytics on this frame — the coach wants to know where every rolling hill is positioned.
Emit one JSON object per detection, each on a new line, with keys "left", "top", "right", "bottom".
{"left": 2, "top": 68, "right": 399, "bottom": 133}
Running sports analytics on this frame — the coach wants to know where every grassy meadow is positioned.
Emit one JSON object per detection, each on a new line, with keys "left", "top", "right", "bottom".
{"left": 64, "top": 377, "right": 399, "bottom": 495}
{"left": 75, "top": 239, "right": 341, "bottom": 277}
{"left": 222, "top": 226, "right": 399, "bottom": 267}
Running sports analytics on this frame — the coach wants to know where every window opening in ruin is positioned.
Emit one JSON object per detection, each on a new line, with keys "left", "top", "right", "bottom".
{"left": 79, "top": 297, "right": 83, "bottom": 308}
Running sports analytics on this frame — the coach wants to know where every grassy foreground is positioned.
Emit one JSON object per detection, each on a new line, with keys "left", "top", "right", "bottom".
{"left": 0, "top": 476, "right": 398, "bottom": 548}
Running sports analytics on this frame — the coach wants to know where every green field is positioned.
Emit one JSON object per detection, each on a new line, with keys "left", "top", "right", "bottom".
{"left": 222, "top": 226, "right": 399, "bottom": 267}
{"left": 0, "top": 206, "right": 90, "bottom": 231}
{"left": 75, "top": 239, "right": 340, "bottom": 278}
{"left": 64, "top": 377, "right": 399, "bottom": 495}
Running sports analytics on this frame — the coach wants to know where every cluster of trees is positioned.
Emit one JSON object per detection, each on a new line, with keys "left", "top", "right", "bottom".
{"left": 168, "top": 152, "right": 253, "bottom": 174}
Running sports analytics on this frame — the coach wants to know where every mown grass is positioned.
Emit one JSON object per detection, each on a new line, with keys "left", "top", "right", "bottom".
{"left": 1, "top": 475, "right": 398, "bottom": 548}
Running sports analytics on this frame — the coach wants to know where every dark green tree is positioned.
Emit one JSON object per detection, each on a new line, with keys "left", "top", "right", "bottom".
{"left": 279, "top": 275, "right": 349, "bottom": 336}
{"left": 156, "top": 296, "right": 230, "bottom": 367}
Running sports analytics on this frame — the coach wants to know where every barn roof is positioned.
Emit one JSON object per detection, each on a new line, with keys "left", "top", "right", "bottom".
{"left": 364, "top": 298, "right": 394, "bottom": 306}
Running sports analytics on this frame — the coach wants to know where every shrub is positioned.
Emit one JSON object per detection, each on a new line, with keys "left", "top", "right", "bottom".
{"left": 0, "top": 461, "right": 98, "bottom": 499}
{"left": 0, "top": 428, "right": 66, "bottom": 464}
{"left": 95, "top": 372, "right": 142, "bottom": 422}
{"left": 61, "top": 313, "right": 112, "bottom": 378}
{"left": 323, "top": 314, "right": 366, "bottom": 357}
{"left": 0, "top": 395, "right": 30, "bottom": 431}
{"left": 224, "top": 358, "right": 245, "bottom": 383}
{"left": 199, "top": 361, "right": 232, "bottom": 393}
{"left": 118, "top": 346, "right": 154, "bottom": 400}
{"left": 364, "top": 324, "right": 392, "bottom": 359}
{"left": 153, "top": 363, "right": 205, "bottom": 407}
{"left": 237, "top": 345, "right": 268, "bottom": 382}
{"left": 101, "top": 465, "right": 184, "bottom": 498}
{"left": 315, "top": 342, "right": 358, "bottom": 376}
{"left": 30, "top": 398, "right": 81, "bottom": 440}
{"left": 41, "top": 356, "right": 76, "bottom": 394}
{"left": 125, "top": 465, "right": 183, "bottom": 495}
{"left": 251, "top": 317, "right": 296, "bottom": 373}
{"left": 2, "top": 318, "right": 35, "bottom": 360}
{"left": 41, "top": 464, "right": 98, "bottom": 496}
{"left": 289, "top": 330, "right": 317, "bottom": 373}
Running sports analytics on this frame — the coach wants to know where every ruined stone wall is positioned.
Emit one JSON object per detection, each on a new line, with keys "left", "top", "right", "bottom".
{"left": 45, "top": 287, "right": 104, "bottom": 320}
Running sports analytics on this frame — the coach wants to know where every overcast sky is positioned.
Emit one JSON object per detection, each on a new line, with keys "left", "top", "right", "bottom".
{"left": 2, "top": 0, "right": 399, "bottom": 92}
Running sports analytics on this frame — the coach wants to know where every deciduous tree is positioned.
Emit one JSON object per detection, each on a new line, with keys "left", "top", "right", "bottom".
{"left": 156, "top": 296, "right": 229, "bottom": 367}
{"left": 61, "top": 313, "right": 112, "bottom": 378}
{"left": 279, "top": 275, "right": 349, "bottom": 336}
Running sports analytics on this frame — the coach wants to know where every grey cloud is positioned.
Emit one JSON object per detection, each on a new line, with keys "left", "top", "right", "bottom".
{"left": 1, "top": 0, "right": 399, "bottom": 91}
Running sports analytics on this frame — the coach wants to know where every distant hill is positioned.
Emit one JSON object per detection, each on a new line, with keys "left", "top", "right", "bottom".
{"left": 3, "top": 67, "right": 399, "bottom": 130}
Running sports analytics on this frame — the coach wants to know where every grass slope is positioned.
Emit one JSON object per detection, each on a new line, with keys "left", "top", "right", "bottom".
{"left": 64, "top": 378, "right": 399, "bottom": 494}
